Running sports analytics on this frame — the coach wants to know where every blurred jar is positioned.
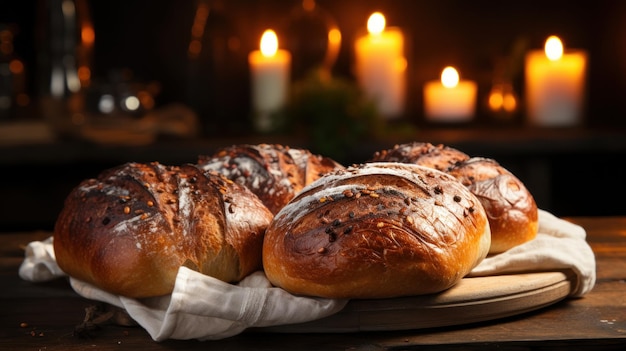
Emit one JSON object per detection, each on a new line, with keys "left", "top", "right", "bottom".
{"left": 487, "top": 81, "right": 519, "bottom": 122}
{"left": 78, "top": 69, "right": 161, "bottom": 145}
{"left": 486, "top": 40, "right": 527, "bottom": 124}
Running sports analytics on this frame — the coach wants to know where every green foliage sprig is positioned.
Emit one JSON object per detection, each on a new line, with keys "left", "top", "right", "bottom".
{"left": 285, "top": 68, "right": 380, "bottom": 161}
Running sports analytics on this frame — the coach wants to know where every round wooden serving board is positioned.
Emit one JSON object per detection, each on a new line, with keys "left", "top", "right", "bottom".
{"left": 259, "top": 271, "right": 574, "bottom": 333}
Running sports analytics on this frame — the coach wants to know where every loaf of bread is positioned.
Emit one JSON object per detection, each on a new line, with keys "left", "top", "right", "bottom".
{"left": 371, "top": 142, "right": 538, "bottom": 254}
{"left": 371, "top": 141, "right": 470, "bottom": 172}
{"left": 447, "top": 157, "right": 538, "bottom": 254}
{"left": 262, "top": 162, "right": 491, "bottom": 299}
{"left": 53, "top": 162, "right": 274, "bottom": 298}
{"left": 197, "top": 144, "right": 344, "bottom": 214}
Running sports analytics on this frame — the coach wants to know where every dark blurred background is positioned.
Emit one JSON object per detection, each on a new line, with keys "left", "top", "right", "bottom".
{"left": 1, "top": 0, "right": 625, "bottom": 231}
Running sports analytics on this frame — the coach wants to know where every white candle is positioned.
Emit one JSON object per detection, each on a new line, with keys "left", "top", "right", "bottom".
{"left": 354, "top": 12, "right": 407, "bottom": 119}
{"left": 423, "top": 66, "right": 477, "bottom": 122}
{"left": 525, "top": 35, "right": 587, "bottom": 127}
{"left": 248, "top": 29, "right": 291, "bottom": 132}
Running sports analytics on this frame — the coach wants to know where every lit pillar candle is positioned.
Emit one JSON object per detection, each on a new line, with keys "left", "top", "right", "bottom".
{"left": 423, "top": 66, "right": 477, "bottom": 122}
{"left": 248, "top": 29, "right": 291, "bottom": 132}
{"left": 525, "top": 35, "right": 587, "bottom": 127}
{"left": 354, "top": 12, "right": 407, "bottom": 119}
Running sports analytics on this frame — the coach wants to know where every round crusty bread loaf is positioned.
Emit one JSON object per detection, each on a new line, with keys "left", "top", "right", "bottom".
{"left": 197, "top": 144, "right": 345, "bottom": 214}
{"left": 262, "top": 162, "right": 491, "bottom": 299}
{"left": 447, "top": 157, "right": 538, "bottom": 254}
{"left": 371, "top": 142, "right": 538, "bottom": 254}
{"left": 53, "top": 162, "right": 274, "bottom": 298}
{"left": 371, "top": 141, "right": 470, "bottom": 172}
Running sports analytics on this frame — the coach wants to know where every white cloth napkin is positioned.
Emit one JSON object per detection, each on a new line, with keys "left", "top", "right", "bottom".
{"left": 469, "top": 209, "right": 596, "bottom": 297}
{"left": 18, "top": 236, "right": 66, "bottom": 282}
{"left": 18, "top": 209, "right": 596, "bottom": 341}
{"left": 67, "top": 268, "right": 346, "bottom": 341}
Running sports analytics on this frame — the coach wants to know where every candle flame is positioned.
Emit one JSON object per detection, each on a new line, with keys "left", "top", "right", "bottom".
{"left": 545, "top": 35, "right": 563, "bottom": 61}
{"left": 81, "top": 25, "right": 95, "bottom": 45}
{"left": 328, "top": 28, "right": 342, "bottom": 46}
{"left": 260, "top": 29, "right": 278, "bottom": 57}
{"left": 441, "top": 66, "right": 459, "bottom": 88}
{"left": 489, "top": 86, "right": 517, "bottom": 112}
{"left": 367, "top": 12, "right": 386, "bottom": 35}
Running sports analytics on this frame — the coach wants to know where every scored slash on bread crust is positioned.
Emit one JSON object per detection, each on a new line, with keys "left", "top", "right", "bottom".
{"left": 447, "top": 157, "right": 539, "bottom": 254}
{"left": 197, "top": 144, "right": 344, "bottom": 214}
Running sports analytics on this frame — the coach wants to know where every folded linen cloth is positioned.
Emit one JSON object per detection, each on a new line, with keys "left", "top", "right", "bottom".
{"left": 18, "top": 209, "right": 596, "bottom": 341}
{"left": 67, "top": 268, "right": 346, "bottom": 340}
{"left": 18, "top": 236, "right": 65, "bottom": 282}
{"left": 468, "top": 209, "right": 596, "bottom": 297}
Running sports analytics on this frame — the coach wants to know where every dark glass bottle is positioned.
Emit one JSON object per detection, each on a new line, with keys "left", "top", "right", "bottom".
{"left": 282, "top": 0, "right": 341, "bottom": 82}
{"left": 36, "top": 0, "right": 93, "bottom": 138}
{"left": 185, "top": 0, "right": 249, "bottom": 137}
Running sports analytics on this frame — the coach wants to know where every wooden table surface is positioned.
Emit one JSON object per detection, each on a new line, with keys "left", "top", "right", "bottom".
{"left": 1, "top": 216, "right": 625, "bottom": 350}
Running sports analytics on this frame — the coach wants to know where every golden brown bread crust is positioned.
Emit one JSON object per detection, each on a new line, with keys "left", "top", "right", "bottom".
{"left": 371, "top": 141, "right": 470, "bottom": 172}
{"left": 371, "top": 142, "right": 538, "bottom": 254}
{"left": 53, "top": 162, "right": 273, "bottom": 298}
{"left": 197, "top": 144, "right": 344, "bottom": 214}
{"left": 262, "top": 162, "right": 491, "bottom": 299}
{"left": 447, "top": 157, "right": 538, "bottom": 254}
